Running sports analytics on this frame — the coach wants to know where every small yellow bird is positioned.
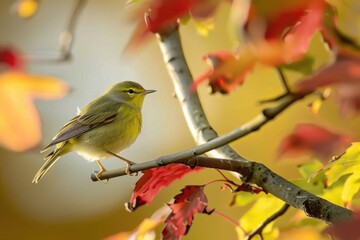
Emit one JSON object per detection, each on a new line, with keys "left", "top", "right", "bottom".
{"left": 33, "top": 81, "right": 155, "bottom": 183}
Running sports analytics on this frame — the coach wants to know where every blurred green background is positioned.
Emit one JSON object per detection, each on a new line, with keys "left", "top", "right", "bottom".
{"left": 0, "top": 0, "right": 359, "bottom": 239}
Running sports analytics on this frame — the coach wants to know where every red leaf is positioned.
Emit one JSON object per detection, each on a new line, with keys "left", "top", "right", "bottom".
{"left": 235, "top": 183, "right": 266, "bottom": 194}
{"left": 192, "top": 50, "right": 254, "bottom": 94}
{"left": 323, "top": 211, "right": 360, "bottom": 240}
{"left": 334, "top": 80, "right": 360, "bottom": 116}
{"left": 295, "top": 55, "right": 360, "bottom": 115}
{"left": 0, "top": 47, "right": 24, "bottom": 70}
{"left": 162, "top": 186, "right": 214, "bottom": 240}
{"left": 193, "top": 0, "right": 325, "bottom": 94}
{"left": 126, "top": 164, "right": 203, "bottom": 211}
{"left": 278, "top": 123, "right": 351, "bottom": 163}
{"left": 190, "top": 0, "right": 224, "bottom": 19}
{"left": 125, "top": 0, "right": 196, "bottom": 52}
{"left": 295, "top": 55, "right": 360, "bottom": 93}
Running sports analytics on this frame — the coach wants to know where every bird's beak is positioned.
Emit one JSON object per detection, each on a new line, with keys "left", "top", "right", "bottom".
{"left": 143, "top": 89, "right": 156, "bottom": 95}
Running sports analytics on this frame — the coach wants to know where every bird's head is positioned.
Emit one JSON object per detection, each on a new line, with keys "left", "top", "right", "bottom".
{"left": 106, "top": 81, "right": 156, "bottom": 108}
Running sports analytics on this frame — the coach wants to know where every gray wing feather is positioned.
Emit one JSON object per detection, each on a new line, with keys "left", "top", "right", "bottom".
{"left": 41, "top": 112, "right": 117, "bottom": 152}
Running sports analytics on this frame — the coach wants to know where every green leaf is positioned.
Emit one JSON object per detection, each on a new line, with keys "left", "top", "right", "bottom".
{"left": 282, "top": 55, "right": 316, "bottom": 75}
{"left": 291, "top": 161, "right": 326, "bottom": 196}
{"left": 298, "top": 161, "right": 323, "bottom": 180}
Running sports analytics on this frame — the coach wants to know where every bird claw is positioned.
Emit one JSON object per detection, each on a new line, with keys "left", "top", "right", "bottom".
{"left": 94, "top": 170, "right": 108, "bottom": 184}
{"left": 125, "top": 162, "right": 133, "bottom": 175}
{"left": 125, "top": 162, "right": 139, "bottom": 176}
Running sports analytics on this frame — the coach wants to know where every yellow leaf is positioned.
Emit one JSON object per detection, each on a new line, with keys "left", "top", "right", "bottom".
{"left": 13, "top": 0, "right": 38, "bottom": 18}
{"left": 231, "top": 191, "right": 261, "bottom": 207}
{"left": 312, "top": 143, "right": 360, "bottom": 205}
{"left": 0, "top": 71, "right": 68, "bottom": 151}
{"left": 321, "top": 176, "right": 346, "bottom": 206}
{"left": 324, "top": 143, "right": 360, "bottom": 186}
{"left": 342, "top": 172, "right": 360, "bottom": 206}
{"left": 191, "top": 18, "right": 214, "bottom": 36}
{"left": 237, "top": 194, "right": 283, "bottom": 240}
{"left": 309, "top": 99, "right": 323, "bottom": 114}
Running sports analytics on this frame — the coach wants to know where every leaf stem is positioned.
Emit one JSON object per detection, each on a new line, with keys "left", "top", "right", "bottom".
{"left": 277, "top": 67, "right": 290, "bottom": 93}
{"left": 213, "top": 210, "right": 242, "bottom": 229}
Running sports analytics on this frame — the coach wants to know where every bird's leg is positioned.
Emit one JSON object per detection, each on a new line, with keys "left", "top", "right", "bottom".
{"left": 95, "top": 160, "right": 108, "bottom": 184}
{"left": 106, "top": 150, "right": 135, "bottom": 175}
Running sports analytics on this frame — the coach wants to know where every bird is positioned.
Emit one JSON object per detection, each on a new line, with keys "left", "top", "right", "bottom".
{"left": 32, "top": 81, "right": 156, "bottom": 183}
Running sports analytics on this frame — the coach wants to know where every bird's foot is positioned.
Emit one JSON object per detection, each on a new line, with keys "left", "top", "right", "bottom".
{"left": 125, "top": 162, "right": 133, "bottom": 175}
{"left": 95, "top": 160, "right": 109, "bottom": 184}
{"left": 95, "top": 170, "right": 108, "bottom": 184}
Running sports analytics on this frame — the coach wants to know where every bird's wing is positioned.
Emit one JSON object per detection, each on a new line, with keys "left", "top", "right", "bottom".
{"left": 41, "top": 112, "right": 118, "bottom": 152}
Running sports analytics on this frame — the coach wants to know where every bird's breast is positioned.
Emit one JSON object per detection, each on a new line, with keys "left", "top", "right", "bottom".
{"left": 73, "top": 110, "right": 142, "bottom": 161}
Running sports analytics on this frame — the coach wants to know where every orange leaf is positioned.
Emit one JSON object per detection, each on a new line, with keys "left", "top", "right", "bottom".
{"left": 194, "top": 0, "right": 325, "bottom": 93}
{"left": 0, "top": 71, "right": 68, "bottom": 151}
{"left": 192, "top": 50, "right": 255, "bottom": 94}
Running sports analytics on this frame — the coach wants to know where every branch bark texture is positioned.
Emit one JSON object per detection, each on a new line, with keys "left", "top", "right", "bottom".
{"left": 91, "top": 27, "right": 352, "bottom": 224}
{"left": 154, "top": 28, "right": 352, "bottom": 223}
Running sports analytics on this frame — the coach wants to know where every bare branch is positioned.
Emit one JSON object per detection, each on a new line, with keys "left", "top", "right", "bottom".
{"left": 90, "top": 156, "right": 352, "bottom": 224}
{"left": 246, "top": 204, "right": 290, "bottom": 240}
{"left": 156, "top": 27, "right": 245, "bottom": 161}
{"left": 26, "top": 0, "right": 87, "bottom": 63}
{"left": 89, "top": 27, "right": 352, "bottom": 224}
{"left": 90, "top": 89, "right": 305, "bottom": 182}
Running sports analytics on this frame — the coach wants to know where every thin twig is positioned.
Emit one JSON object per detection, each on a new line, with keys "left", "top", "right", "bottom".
{"left": 246, "top": 204, "right": 290, "bottom": 240}
{"left": 213, "top": 210, "right": 242, "bottom": 229}
{"left": 277, "top": 67, "right": 290, "bottom": 93}
{"left": 26, "top": 0, "right": 87, "bottom": 63}
{"left": 259, "top": 67, "right": 291, "bottom": 104}
{"left": 215, "top": 169, "right": 241, "bottom": 187}
{"left": 203, "top": 179, "right": 239, "bottom": 188}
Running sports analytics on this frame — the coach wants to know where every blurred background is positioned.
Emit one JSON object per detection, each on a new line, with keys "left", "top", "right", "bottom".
{"left": 0, "top": 0, "right": 359, "bottom": 239}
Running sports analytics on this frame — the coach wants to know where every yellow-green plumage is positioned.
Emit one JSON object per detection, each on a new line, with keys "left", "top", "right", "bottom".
{"left": 33, "top": 81, "right": 155, "bottom": 183}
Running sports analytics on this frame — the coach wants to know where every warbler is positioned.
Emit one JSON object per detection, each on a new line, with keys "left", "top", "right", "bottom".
{"left": 33, "top": 81, "right": 155, "bottom": 183}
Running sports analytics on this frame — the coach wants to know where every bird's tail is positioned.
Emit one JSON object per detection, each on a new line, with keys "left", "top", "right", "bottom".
{"left": 33, "top": 143, "right": 68, "bottom": 183}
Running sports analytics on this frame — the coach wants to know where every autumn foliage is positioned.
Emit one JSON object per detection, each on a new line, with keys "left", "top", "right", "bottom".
{"left": 0, "top": 47, "right": 68, "bottom": 151}
{"left": 5, "top": 0, "right": 360, "bottom": 239}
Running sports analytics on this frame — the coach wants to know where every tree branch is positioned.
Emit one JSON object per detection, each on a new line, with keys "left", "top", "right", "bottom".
{"left": 156, "top": 27, "right": 245, "bottom": 161}
{"left": 90, "top": 156, "right": 352, "bottom": 224}
{"left": 90, "top": 27, "right": 352, "bottom": 224}
{"left": 91, "top": 88, "right": 305, "bottom": 181}
{"left": 26, "top": 0, "right": 87, "bottom": 63}
{"left": 246, "top": 204, "right": 290, "bottom": 240}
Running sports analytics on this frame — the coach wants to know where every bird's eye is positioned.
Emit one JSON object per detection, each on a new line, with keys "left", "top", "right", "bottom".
{"left": 128, "top": 89, "right": 135, "bottom": 94}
